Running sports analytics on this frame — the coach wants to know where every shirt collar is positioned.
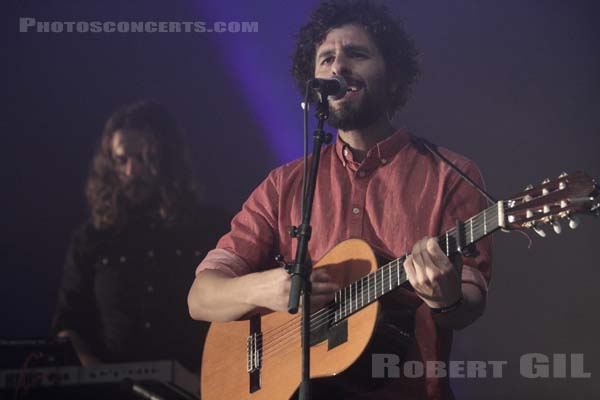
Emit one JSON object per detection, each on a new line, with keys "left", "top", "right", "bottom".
{"left": 335, "top": 128, "right": 410, "bottom": 170}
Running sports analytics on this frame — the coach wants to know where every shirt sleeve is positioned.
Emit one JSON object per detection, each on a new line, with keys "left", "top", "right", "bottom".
{"left": 51, "top": 228, "right": 102, "bottom": 349}
{"left": 196, "top": 169, "right": 281, "bottom": 277}
{"left": 439, "top": 158, "right": 493, "bottom": 292}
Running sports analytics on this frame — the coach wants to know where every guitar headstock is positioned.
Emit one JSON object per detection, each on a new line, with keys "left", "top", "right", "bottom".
{"left": 503, "top": 171, "right": 599, "bottom": 236}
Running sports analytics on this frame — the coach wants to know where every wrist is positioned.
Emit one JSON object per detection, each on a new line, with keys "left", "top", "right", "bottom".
{"left": 429, "top": 296, "right": 463, "bottom": 314}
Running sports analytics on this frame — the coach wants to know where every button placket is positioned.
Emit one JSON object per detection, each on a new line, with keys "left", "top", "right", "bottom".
{"left": 348, "top": 164, "right": 369, "bottom": 237}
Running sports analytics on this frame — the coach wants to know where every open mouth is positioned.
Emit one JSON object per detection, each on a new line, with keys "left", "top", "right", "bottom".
{"left": 345, "top": 80, "right": 363, "bottom": 94}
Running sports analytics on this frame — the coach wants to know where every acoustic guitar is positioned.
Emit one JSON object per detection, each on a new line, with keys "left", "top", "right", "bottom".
{"left": 201, "top": 171, "right": 599, "bottom": 399}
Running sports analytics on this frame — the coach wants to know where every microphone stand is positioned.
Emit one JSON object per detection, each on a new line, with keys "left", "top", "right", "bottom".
{"left": 287, "top": 93, "right": 332, "bottom": 400}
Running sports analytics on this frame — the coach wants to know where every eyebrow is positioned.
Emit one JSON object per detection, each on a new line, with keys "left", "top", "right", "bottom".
{"left": 316, "top": 44, "right": 372, "bottom": 61}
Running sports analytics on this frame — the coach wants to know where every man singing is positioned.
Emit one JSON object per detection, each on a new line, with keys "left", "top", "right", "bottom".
{"left": 188, "top": 1, "right": 491, "bottom": 398}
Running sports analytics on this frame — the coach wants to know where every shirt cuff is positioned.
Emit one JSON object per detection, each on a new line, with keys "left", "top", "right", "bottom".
{"left": 195, "top": 248, "right": 251, "bottom": 277}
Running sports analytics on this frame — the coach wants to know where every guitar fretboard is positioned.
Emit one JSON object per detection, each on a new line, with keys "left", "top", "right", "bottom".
{"left": 326, "top": 202, "right": 502, "bottom": 325}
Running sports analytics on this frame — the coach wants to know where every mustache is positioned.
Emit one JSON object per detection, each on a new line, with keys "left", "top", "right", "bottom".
{"left": 121, "top": 179, "right": 153, "bottom": 192}
{"left": 344, "top": 77, "right": 364, "bottom": 88}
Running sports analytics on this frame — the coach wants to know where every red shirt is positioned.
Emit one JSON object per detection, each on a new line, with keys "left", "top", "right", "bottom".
{"left": 197, "top": 129, "right": 491, "bottom": 399}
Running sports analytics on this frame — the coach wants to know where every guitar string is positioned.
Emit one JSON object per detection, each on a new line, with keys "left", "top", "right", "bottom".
{"left": 258, "top": 211, "right": 498, "bottom": 343}
{"left": 253, "top": 199, "right": 559, "bottom": 365}
{"left": 259, "top": 269, "right": 406, "bottom": 361}
{"left": 258, "top": 195, "right": 570, "bottom": 362}
{"left": 258, "top": 223, "right": 499, "bottom": 361}
{"left": 252, "top": 257, "right": 411, "bottom": 362}
{"left": 256, "top": 218, "right": 497, "bottom": 363}
{"left": 255, "top": 217, "right": 498, "bottom": 361}
{"left": 247, "top": 217, "right": 498, "bottom": 363}
{"left": 260, "top": 250, "right": 485, "bottom": 360}
{"left": 258, "top": 212, "right": 497, "bottom": 344}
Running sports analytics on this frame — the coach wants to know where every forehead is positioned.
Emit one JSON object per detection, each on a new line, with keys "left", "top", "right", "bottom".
{"left": 315, "top": 23, "right": 379, "bottom": 57}
{"left": 111, "top": 130, "right": 152, "bottom": 156}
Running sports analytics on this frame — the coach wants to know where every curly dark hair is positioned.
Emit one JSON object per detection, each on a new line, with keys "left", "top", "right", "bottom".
{"left": 291, "top": 0, "right": 421, "bottom": 112}
{"left": 86, "top": 100, "right": 199, "bottom": 229}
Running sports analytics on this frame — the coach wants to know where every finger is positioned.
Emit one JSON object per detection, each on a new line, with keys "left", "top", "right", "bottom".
{"left": 311, "top": 269, "right": 332, "bottom": 283}
{"left": 403, "top": 255, "right": 416, "bottom": 285}
{"left": 426, "top": 237, "right": 452, "bottom": 270}
{"left": 451, "top": 254, "right": 463, "bottom": 271}
{"left": 419, "top": 241, "right": 442, "bottom": 282}
{"left": 312, "top": 281, "right": 339, "bottom": 295}
{"left": 411, "top": 238, "right": 428, "bottom": 283}
{"left": 310, "top": 294, "right": 335, "bottom": 310}
{"left": 311, "top": 293, "right": 336, "bottom": 303}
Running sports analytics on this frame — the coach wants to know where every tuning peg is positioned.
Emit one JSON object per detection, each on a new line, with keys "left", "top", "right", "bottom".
{"left": 567, "top": 215, "right": 581, "bottom": 229}
{"left": 532, "top": 223, "right": 547, "bottom": 238}
{"left": 550, "top": 220, "right": 562, "bottom": 234}
{"left": 526, "top": 210, "right": 534, "bottom": 219}
{"left": 558, "top": 172, "right": 568, "bottom": 178}
{"left": 524, "top": 184, "right": 533, "bottom": 191}
{"left": 542, "top": 178, "right": 550, "bottom": 184}
{"left": 543, "top": 205, "right": 550, "bottom": 214}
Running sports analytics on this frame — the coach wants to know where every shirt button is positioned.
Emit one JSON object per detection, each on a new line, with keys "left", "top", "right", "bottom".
{"left": 358, "top": 171, "right": 366, "bottom": 178}
{"left": 381, "top": 158, "right": 388, "bottom": 164}
{"left": 119, "top": 256, "right": 126, "bottom": 263}
{"left": 147, "top": 250, "right": 154, "bottom": 258}
{"left": 175, "top": 249, "right": 182, "bottom": 256}
{"left": 147, "top": 285, "right": 154, "bottom": 293}
{"left": 101, "top": 258, "right": 109, "bottom": 265}
{"left": 352, "top": 207, "right": 360, "bottom": 215}
{"left": 144, "top": 322, "right": 151, "bottom": 329}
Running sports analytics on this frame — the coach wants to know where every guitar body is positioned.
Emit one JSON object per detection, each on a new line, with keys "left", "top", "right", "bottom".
{"left": 199, "top": 171, "right": 600, "bottom": 399}
{"left": 201, "top": 239, "right": 380, "bottom": 400}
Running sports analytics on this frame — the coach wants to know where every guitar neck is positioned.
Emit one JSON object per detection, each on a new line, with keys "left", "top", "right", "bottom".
{"left": 330, "top": 202, "right": 504, "bottom": 323}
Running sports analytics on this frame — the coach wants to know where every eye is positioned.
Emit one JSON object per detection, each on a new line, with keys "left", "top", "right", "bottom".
{"left": 320, "top": 56, "right": 334, "bottom": 66}
{"left": 350, "top": 51, "right": 367, "bottom": 59}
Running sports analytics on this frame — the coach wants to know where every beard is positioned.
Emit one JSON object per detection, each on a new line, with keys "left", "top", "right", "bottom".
{"left": 121, "top": 179, "right": 157, "bottom": 207}
{"left": 326, "top": 81, "right": 388, "bottom": 131}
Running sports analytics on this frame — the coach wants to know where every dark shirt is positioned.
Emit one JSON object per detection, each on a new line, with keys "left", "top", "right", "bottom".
{"left": 52, "top": 206, "right": 230, "bottom": 372}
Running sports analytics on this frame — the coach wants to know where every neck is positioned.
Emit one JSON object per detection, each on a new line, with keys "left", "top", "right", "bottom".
{"left": 337, "top": 117, "right": 395, "bottom": 162}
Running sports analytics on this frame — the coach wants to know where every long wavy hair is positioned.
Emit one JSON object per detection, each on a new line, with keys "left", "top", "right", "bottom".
{"left": 86, "top": 100, "right": 199, "bottom": 229}
{"left": 291, "top": 0, "right": 421, "bottom": 112}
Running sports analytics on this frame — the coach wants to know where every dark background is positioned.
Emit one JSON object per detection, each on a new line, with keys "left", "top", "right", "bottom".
{"left": 3, "top": 1, "right": 600, "bottom": 398}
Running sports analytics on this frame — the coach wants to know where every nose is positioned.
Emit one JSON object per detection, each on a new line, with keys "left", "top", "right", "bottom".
{"left": 123, "top": 158, "right": 143, "bottom": 178}
{"left": 331, "top": 54, "right": 350, "bottom": 77}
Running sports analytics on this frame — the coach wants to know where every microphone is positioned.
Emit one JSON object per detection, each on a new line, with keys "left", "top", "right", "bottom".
{"left": 308, "top": 76, "right": 347, "bottom": 100}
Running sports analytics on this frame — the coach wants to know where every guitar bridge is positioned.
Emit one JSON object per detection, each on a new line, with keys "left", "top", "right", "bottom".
{"left": 246, "top": 332, "right": 262, "bottom": 373}
{"left": 247, "top": 315, "right": 262, "bottom": 393}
